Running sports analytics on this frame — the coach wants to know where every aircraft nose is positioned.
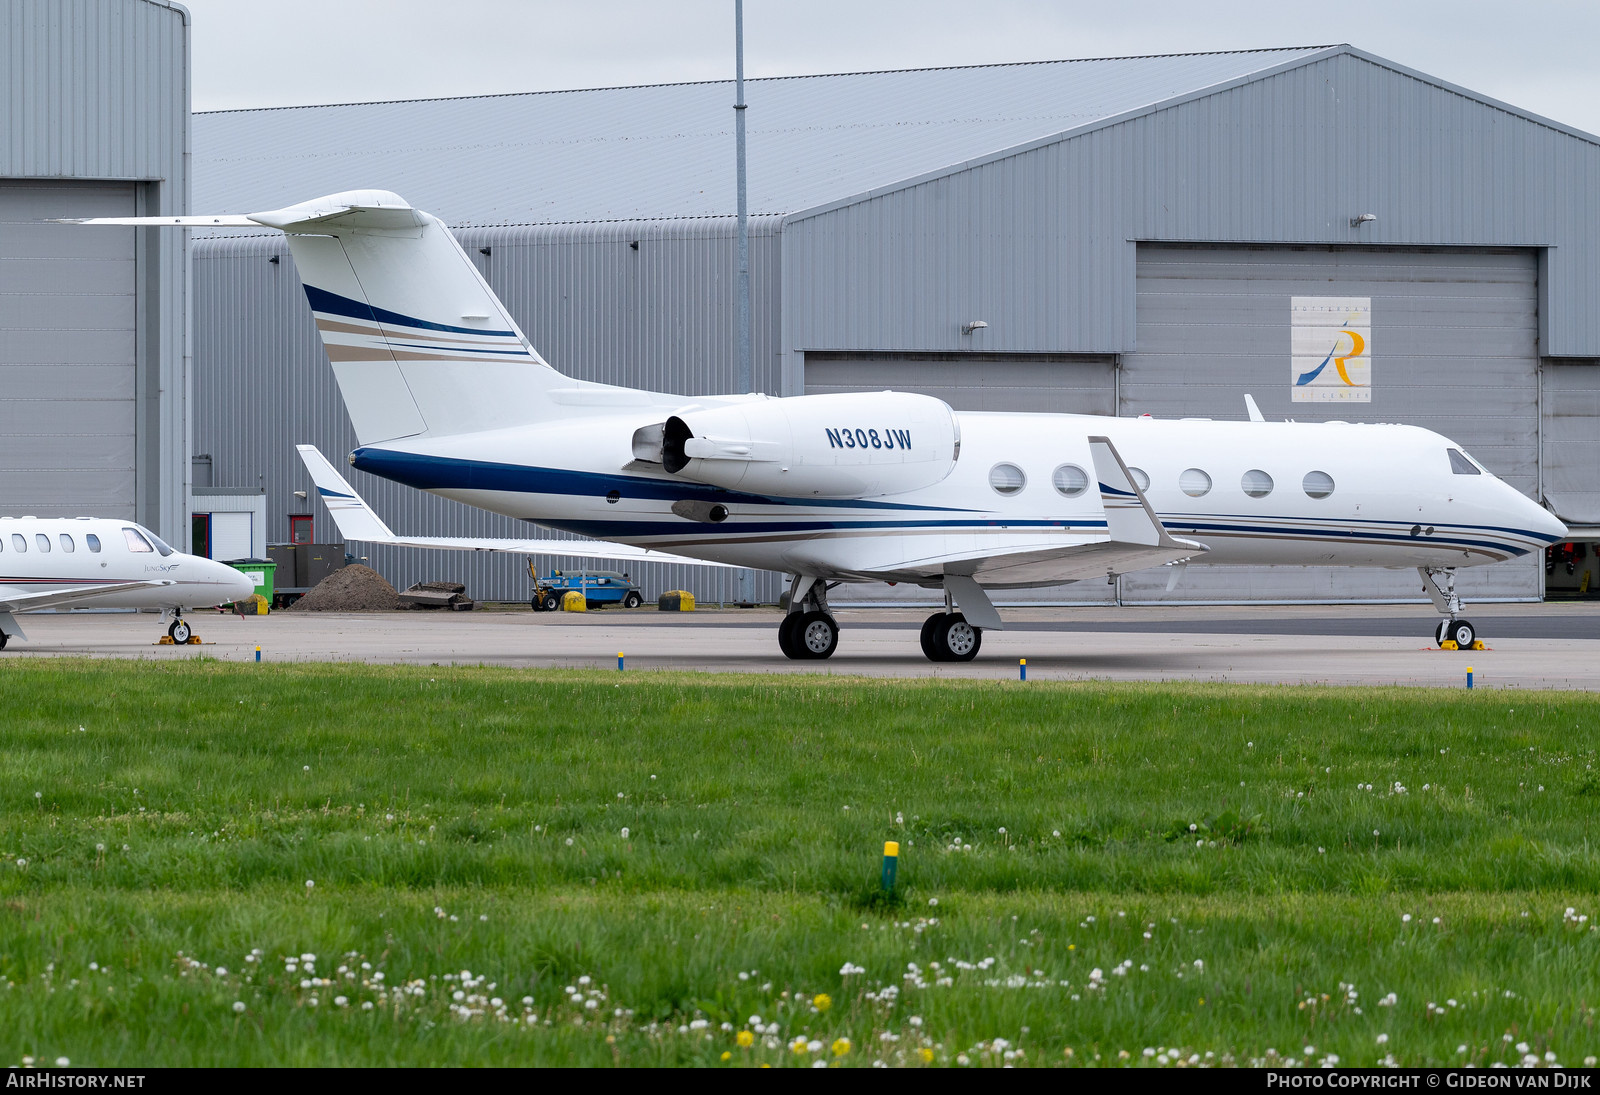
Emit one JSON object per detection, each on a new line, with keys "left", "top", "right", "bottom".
{"left": 220, "top": 561, "right": 257, "bottom": 600}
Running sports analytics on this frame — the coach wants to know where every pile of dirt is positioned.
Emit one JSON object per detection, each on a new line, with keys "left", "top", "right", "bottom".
{"left": 287, "top": 564, "right": 401, "bottom": 611}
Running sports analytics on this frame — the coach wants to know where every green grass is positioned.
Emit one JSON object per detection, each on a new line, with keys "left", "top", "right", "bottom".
{"left": 2, "top": 659, "right": 1598, "bottom": 1067}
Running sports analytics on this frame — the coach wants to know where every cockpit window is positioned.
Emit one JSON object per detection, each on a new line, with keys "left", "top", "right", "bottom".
{"left": 143, "top": 530, "right": 176, "bottom": 557}
{"left": 1448, "top": 448, "right": 1481, "bottom": 475}
{"left": 122, "top": 527, "right": 154, "bottom": 553}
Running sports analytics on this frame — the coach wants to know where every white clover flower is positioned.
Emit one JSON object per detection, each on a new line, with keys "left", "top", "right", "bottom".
{"left": 565, "top": 838, "right": 574, "bottom": 846}
{"left": 1376, "top": 1033, "right": 1388, "bottom": 1044}
{"left": 232, "top": 1001, "right": 246, "bottom": 1013}
{"left": 620, "top": 827, "right": 630, "bottom": 839}
{"left": 55, "top": 1058, "right": 69, "bottom": 1067}
{"left": 334, "top": 996, "right": 349, "bottom": 1007}
{"left": 305, "top": 879, "right": 314, "bottom": 890}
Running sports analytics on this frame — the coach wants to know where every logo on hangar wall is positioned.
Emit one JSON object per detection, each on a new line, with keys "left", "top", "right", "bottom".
{"left": 1291, "top": 296, "right": 1371, "bottom": 402}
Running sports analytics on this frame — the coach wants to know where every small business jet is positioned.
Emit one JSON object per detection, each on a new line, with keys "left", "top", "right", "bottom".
{"left": 70, "top": 191, "right": 1568, "bottom": 661}
{"left": 0, "top": 517, "right": 255, "bottom": 648}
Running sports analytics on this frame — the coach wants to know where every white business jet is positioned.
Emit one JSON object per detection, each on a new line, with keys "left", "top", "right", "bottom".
{"left": 69, "top": 191, "right": 1567, "bottom": 661}
{"left": 0, "top": 517, "right": 255, "bottom": 648}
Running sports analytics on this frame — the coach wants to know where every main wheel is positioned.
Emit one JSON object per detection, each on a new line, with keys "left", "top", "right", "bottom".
{"left": 169, "top": 618, "right": 192, "bottom": 644}
{"left": 930, "top": 613, "right": 981, "bottom": 662}
{"left": 797, "top": 611, "right": 839, "bottom": 660}
{"left": 1447, "top": 619, "right": 1476, "bottom": 649}
{"left": 777, "top": 613, "right": 805, "bottom": 660}
{"left": 919, "top": 613, "right": 944, "bottom": 661}
{"left": 623, "top": 591, "right": 643, "bottom": 609}
{"left": 539, "top": 591, "right": 560, "bottom": 612}
{"left": 0, "top": 632, "right": 8, "bottom": 650}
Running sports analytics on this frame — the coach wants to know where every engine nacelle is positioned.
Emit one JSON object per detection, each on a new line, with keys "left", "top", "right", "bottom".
{"left": 654, "top": 391, "right": 960, "bottom": 498}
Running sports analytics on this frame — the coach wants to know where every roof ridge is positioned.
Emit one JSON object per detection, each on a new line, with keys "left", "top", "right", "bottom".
{"left": 195, "top": 45, "right": 1337, "bottom": 116}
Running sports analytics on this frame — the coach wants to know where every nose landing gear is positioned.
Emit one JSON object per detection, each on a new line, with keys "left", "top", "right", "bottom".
{"left": 1420, "top": 567, "right": 1477, "bottom": 650}
{"left": 161, "top": 612, "right": 198, "bottom": 645}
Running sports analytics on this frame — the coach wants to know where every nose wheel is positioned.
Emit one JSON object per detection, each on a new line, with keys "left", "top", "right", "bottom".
{"left": 1435, "top": 618, "right": 1475, "bottom": 650}
{"left": 167, "top": 617, "right": 193, "bottom": 644}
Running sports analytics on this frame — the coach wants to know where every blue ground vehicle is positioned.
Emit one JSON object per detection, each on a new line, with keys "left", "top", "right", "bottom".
{"left": 528, "top": 567, "right": 645, "bottom": 611}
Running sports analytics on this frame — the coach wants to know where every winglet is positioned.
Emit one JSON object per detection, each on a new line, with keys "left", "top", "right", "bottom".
{"left": 1088, "top": 436, "right": 1194, "bottom": 551}
{"left": 1243, "top": 394, "right": 1265, "bottom": 422}
{"left": 295, "top": 445, "right": 398, "bottom": 543}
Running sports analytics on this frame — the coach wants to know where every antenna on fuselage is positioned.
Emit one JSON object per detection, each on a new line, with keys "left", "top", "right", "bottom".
{"left": 1243, "top": 394, "right": 1266, "bottom": 422}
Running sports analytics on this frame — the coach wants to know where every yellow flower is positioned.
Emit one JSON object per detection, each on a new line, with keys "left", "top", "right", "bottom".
{"left": 919, "top": 1047, "right": 935, "bottom": 1063}
{"left": 814, "top": 993, "right": 832, "bottom": 1012}
{"left": 832, "top": 1038, "right": 851, "bottom": 1057}
{"left": 791, "top": 1038, "right": 809, "bottom": 1055}
{"left": 736, "top": 1029, "right": 754, "bottom": 1047}
{"left": 721, "top": 1051, "right": 732, "bottom": 1061}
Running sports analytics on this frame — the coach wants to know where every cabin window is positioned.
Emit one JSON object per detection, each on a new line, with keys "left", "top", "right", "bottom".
{"left": 1303, "top": 471, "right": 1335, "bottom": 499}
{"left": 1127, "top": 467, "right": 1151, "bottom": 491}
{"left": 1448, "top": 448, "right": 1481, "bottom": 475}
{"left": 1241, "top": 469, "right": 1274, "bottom": 498}
{"left": 122, "top": 527, "right": 154, "bottom": 553}
{"left": 86, "top": 533, "right": 101, "bottom": 553}
{"left": 1052, "top": 464, "right": 1089, "bottom": 498}
{"left": 988, "top": 463, "right": 1026, "bottom": 496}
{"left": 1179, "top": 468, "right": 1212, "bottom": 497}
{"left": 59, "top": 534, "right": 75, "bottom": 552}
{"left": 35, "top": 533, "right": 51, "bottom": 553}
{"left": 11, "top": 533, "right": 25, "bottom": 552}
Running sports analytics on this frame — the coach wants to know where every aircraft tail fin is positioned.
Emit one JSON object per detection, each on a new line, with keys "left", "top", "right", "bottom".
{"left": 69, "top": 191, "right": 569, "bottom": 444}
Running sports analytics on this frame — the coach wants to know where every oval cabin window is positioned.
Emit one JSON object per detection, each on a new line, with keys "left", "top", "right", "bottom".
{"left": 1241, "top": 469, "right": 1274, "bottom": 498}
{"left": 1179, "top": 468, "right": 1212, "bottom": 497}
{"left": 1302, "top": 471, "right": 1335, "bottom": 499}
{"left": 989, "top": 463, "right": 1026, "bottom": 496}
{"left": 1052, "top": 464, "right": 1089, "bottom": 498}
{"left": 1127, "top": 467, "right": 1151, "bottom": 491}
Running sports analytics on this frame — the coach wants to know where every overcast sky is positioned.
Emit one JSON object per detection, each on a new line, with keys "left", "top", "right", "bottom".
{"left": 180, "top": 0, "right": 1600, "bottom": 137}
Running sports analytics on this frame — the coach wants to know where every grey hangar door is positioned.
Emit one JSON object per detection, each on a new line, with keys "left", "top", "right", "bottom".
{"left": 0, "top": 181, "right": 138, "bottom": 518}
{"left": 1119, "top": 243, "right": 1541, "bottom": 603}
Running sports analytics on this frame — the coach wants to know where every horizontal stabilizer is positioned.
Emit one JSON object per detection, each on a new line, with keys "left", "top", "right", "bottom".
{"left": 54, "top": 190, "right": 426, "bottom": 235}
{"left": 295, "top": 445, "right": 732, "bottom": 568}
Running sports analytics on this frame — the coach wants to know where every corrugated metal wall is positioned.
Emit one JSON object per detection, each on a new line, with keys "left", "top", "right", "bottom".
{"left": 0, "top": 0, "right": 188, "bottom": 540}
{"left": 783, "top": 50, "right": 1600, "bottom": 363}
{"left": 193, "top": 218, "right": 785, "bottom": 604}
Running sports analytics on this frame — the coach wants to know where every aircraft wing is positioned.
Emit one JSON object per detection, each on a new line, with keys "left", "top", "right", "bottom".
{"left": 295, "top": 445, "right": 734, "bottom": 568}
{"left": 797, "top": 436, "right": 1207, "bottom": 587}
{"left": 0, "top": 580, "right": 176, "bottom": 613}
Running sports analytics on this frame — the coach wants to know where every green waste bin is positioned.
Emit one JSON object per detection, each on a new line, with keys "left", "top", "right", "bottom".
{"left": 227, "top": 559, "right": 277, "bottom": 607}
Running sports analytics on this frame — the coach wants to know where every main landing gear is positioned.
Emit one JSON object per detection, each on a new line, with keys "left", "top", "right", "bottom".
{"left": 1420, "top": 567, "right": 1477, "bottom": 650}
{"left": 919, "top": 589, "right": 982, "bottom": 662}
{"left": 778, "top": 576, "right": 839, "bottom": 660}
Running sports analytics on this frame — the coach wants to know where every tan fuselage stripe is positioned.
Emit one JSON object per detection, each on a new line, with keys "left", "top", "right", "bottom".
{"left": 315, "top": 317, "right": 520, "bottom": 349}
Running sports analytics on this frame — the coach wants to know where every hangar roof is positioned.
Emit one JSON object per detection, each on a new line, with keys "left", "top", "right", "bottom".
{"left": 194, "top": 46, "right": 1335, "bottom": 226}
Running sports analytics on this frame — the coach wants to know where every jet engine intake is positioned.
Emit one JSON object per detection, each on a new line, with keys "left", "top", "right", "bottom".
{"left": 656, "top": 391, "right": 959, "bottom": 498}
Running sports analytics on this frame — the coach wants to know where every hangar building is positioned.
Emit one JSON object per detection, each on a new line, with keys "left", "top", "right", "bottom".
{"left": 0, "top": 0, "right": 189, "bottom": 540}
{"left": 190, "top": 45, "right": 1600, "bottom": 605}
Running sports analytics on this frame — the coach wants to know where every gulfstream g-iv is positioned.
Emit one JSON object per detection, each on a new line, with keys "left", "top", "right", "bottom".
{"left": 69, "top": 191, "right": 1567, "bottom": 661}
{"left": 0, "top": 518, "right": 254, "bottom": 648}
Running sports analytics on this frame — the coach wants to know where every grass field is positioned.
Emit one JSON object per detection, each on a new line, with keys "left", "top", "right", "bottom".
{"left": 3, "top": 659, "right": 1599, "bottom": 1067}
